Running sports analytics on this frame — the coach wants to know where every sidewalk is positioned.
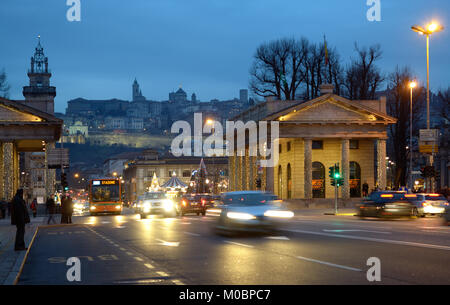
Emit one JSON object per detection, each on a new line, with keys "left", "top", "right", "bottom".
{"left": 0, "top": 215, "right": 48, "bottom": 285}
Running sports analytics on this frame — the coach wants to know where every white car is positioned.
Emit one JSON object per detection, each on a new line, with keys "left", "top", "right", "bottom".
{"left": 212, "top": 191, "right": 294, "bottom": 234}
{"left": 137, "top": 192, "right": 178, "bottom": 218}
{"left": 410, "top": 193, "right": 449, "bottom": 217}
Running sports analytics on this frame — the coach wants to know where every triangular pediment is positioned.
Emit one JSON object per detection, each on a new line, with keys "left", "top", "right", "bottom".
{"left": 0, "top": 104, "right": 43, "bottom": 122}
{"left": 267, "top": 94, "right": 396, "bottom": 124}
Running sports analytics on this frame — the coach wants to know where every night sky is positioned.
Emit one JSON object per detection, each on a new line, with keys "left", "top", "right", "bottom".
{"left": 0, "top": 0, "right": 449, "bottom": 113}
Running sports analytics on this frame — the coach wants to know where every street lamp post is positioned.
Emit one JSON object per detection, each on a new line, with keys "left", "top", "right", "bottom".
{"left": 411, "top": 22, "right": 444, "bottom": 192}
{"left": 409, "top": 81, "right": 417, "bottom": 191}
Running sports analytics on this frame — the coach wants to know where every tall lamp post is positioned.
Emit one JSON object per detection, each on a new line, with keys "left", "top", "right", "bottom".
{"left": 411, "top": 22, "right": 444, "bottom": 192}
{"left": 409, "top": 81, "right": 417, "bottom": 191}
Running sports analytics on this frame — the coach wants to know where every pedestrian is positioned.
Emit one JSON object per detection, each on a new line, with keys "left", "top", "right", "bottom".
{"left": 362, "top": 182, "right": 369, "bottom": 197}
{"left": 30, "top": 198, "right": 38, "bottom": 218}
{"left": 10, "top": 189, "right": 30, "bottom": 251}
{"left": 0, "top": 199, "right": 6, "bottom": 219}
{"left": 66, "top": 195, "right": 74, "bottom": 224}
{"left": 60, "top": 195, "right": 69, "bottom": 224}
{"left": 46, "top": 197, "right": 57, "bottom": 225}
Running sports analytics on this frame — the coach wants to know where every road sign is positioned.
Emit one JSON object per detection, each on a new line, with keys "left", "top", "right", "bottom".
{"left": 419, "top": 144, "right": 438, "bottom": 154}
{"left": 419, "top": 129, "right": 439, "bottom": 142}
{"left": 47, "top": 148, "right": 69, "bottom": 168}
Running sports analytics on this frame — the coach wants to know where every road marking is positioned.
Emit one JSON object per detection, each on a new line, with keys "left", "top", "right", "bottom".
{"left": 115, "top": 279, "right": 163, "bottom": 284}
{"left": 101, "top": 221, "right": 111, "bottom": 224}
{"left": 120, "top": 248, "right": 126, "bottom": 251}
{"left": 134, "top": 257, "right": 144, "bottom": 261}
{"left": 144, "top": 263, "right": 154, "bottom": 269}
{"left": 322, "top": 229, "right": 391, "bottom": 234}
{"left": 155, "top": 239, "right": 180, "bottom": 247}
{"left": 181, "top": 222, "right": 191, "bottom": 225}
{"left": 157, "top": 271, "right": 169, "bottom": 277}
{"left": 283, "top": 229, "right": 450, "bottom": 251}
{"left": 115, "top": 226, "right": 126, "bottom": 229}
{"left": 172, "top": 279, "right": 185, "bottom": 285}
{"left": 224, "top": 241, "right": 254, "bottom": 248}
{"left": 126, "top": 252, "right": 133, "bottom": 256}
{"left": 296, "top": 256, "right": 362, "bottom": 272}
{"left": 184, "top": 232, "right": 200, "bottom": 236}
{"left": 265, "top": 236, "right": 290, "bottom": 240}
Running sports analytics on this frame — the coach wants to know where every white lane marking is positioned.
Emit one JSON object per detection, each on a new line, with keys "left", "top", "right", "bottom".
{"left": 184, "top": 232, "right": 200, "bottom": 236}
{"left": 126, "top": 252, "right": 133, "bottom": 256}
{"left": 265, "top": 236, "right": 290, "bottom": 240}
{"left": 115, "top": 226, "right": 126, "bottom": 229}
{"left": 155, "top": 239, "right": 180, "bottom": 247}
{"left": 283, "top": 229, "right": 450, "bottom": 251}
{"left": 322, "top": 229, "right": 391, "bottom": 234}
{"left": 421, "top": 230, "right": 450, "bottom": 234}
{"left": 115, "top": 279, "right": 163, "bottom": 284}
{"left": 134, "top": 257, "right": 143, "bottom": 261}
{"left": 224, "top": 241, "right": 254, "bottom": 248}
{"left": 296, "top": 256, "right": 362, "bottom": 272}
{"left": 144, "top": 263, "right": 154, "bottom": 269}
{"left": 172, "top": 279, "right": 185, "bottom": 285}
{"left": 120, "top": 248, "right": 126, "bottom": 251}
{"left": 181, "top": 222, "right": 191, "bottom": 225}
{"left": 157, "top": 271, "right": 169, "bottom": 277}
{"left": 101, "top": 221, "right": 111, "bottom": 224}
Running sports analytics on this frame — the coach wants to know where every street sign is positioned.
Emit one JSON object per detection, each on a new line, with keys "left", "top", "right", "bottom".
{"left": 419, "top": 144, "right": 438, "bottom": 154}
{"left": 419, "top": 129, "right": 439, "bottom": 142}
{"left": 47, "top": 148, "right": 69, "bottom": 168}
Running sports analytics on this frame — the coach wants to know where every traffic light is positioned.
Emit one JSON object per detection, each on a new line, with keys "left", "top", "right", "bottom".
{"left": 334, "top": 164, "right": 343, "bottom": 187}
{"left": 61, "top": 173, "right": 68, "bottom": 190}
{"left": 329, "top": 165, "right": 336, "bottom": 186}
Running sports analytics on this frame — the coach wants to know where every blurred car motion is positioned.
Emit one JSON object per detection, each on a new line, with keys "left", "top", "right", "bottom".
{"left": 211, "top": 191, "right": 294, "bottom": 234}
{"left": 180, "top": 194, "right": 208, "bottom": 216}
{"left": 357, "top": 191, "right": 414, "bottom": 218}
{"left": 136, "top": 191, "right": 178, "bottom": 218}
{"left": 409, "top": 193, "right": 448, "bottom": 217}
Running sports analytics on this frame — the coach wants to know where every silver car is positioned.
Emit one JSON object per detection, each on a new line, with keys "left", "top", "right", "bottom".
{"left": 211, "top": 191, "right": 294, "bottom": 234}
{"left": 409, "top": 193, "right": 448, "bottom": 217}
{"left": 137, "top": 192, "right": 178, "bottom": 218}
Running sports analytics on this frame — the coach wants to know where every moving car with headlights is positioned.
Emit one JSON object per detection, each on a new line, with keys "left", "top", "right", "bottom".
{"left": 409, "top": 193, "right": 448, "bottom": 217}
{"left": 180, "top": 194, "right": 207, "bottom": 216}
{"left": 357, "top": 191, "right": 414, "bottom": 218}
{"left": 212, "top": 191, "right": 294, "bottom": 234}
{"left": 137, "top": 191, "right": 178, "bottom": 218}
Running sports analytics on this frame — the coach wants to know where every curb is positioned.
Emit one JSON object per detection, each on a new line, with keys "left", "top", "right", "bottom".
{"left": 12, "top": 226, "right": 39, "bottom": 285}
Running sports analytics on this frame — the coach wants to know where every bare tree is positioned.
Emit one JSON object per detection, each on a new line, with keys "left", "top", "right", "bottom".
{"left": 0, "top": 69, "right": 10, "bottom": 98}
{"left": 437, "top": 87, "right": 450, "bottom": 122}
{"left": 344, "top": 44, "right": 384, "bottom": 100}
{"left": 250, "top": 38, "right": 308, "bottom": 101}
{"left": 387, "top": 66, "right": 425, "bottom": 188}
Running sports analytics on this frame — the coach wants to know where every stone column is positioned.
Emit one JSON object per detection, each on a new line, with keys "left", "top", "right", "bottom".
{"left": 2, "top": 142, "right": 15, "bottom": 201}
{"left": 377, "top": 139, "right": 387, "bottom": 190}
{"left": 341, "top": 139, "right": 350, "bottom": 200}
{"left": 304, "top": 138, "right": 312, "bottom": 199}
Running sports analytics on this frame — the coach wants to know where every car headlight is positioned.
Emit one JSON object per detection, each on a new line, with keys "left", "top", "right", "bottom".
{"left": 163, "top": 200, "right": 174, "bottom": 211}
{"left": 226, "top": 212, "right": 256, "bottom": 220}
{"left": 90, "top": 206, "right": 96, "bottom": 210}
{"left": 264, "top": 210, "right": 294, "bottom": 218}
{"left": 115, "top": 205, "right": 121, "bottom": 210}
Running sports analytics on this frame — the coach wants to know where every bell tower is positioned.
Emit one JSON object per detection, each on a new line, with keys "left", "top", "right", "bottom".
{"left": 22, "top": 36, "right": 56, "bottom": 115}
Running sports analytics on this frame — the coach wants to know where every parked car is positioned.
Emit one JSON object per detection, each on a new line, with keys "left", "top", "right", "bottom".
{"left": 213, "top": 191, "right": 294, "bottom": 234}
{"left": 180, "top": 194, "right": 207, "bottom": 216}
{"left": 409, "top": 193, "right": 448, "bottom": 217}
{"left": 357, "top": 191, "right": 414, "bottom": 218}
{"left": 136, "top": 192, "right": 178, "bottom": 218}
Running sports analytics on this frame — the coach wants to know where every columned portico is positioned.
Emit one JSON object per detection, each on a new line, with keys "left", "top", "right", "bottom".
{"left": 304, "top": 138, "right": 312, "bottom": 199}
{"left": 377, "top": 139, "right": 387, "bottom": 190}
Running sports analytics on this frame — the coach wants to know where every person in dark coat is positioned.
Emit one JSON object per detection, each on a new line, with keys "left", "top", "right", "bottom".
{"left": 65, "top": 196, "right": 74, "bottom": 224}
{"left": 11, "top": 189, "right": 30, "bottom": 251}
{"left": 362, "top": 182, "right": 369, "bottom": 197}
{"left": 60, "top": 195, "right": 67, "bottom": 224}
{"left": 30, "top": 198, "right": 38, "bottom": 218}
{"left": 46, "top": 197, "right": 57, "bottom": 224}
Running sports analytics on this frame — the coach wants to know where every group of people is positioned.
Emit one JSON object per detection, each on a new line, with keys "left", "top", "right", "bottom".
{"left": 46, "top": 195, "right": 73, "bottom": 224}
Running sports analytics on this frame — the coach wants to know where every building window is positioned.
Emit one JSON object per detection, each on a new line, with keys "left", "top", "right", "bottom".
{"left": 182, "top": 170, "right": 191, "bottom": 178}
{"left": 312, "top": 140, "right": 323, "bottom": 149}
{"left": 350, "top": 161, "right": 362, "bottom": 198}
{"left": 278, "top": 165, "right": 283, "bottom": 199}
{"left": 287, "top": 141, "right": 291, "bottom": 152}
{"left": 279, "top": 144, "right": 282, "bottom": 154}
{"left": 312, "top": 162, "right": 325, "bottom": 198}
{"left": 350, "top": 140, "right": 359, "bottom": 149}
{"left": 287, "top": 163, "right": 292, "bottom": 199}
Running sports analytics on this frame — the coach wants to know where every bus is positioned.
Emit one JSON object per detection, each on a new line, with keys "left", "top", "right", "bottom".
{"left": 89, "top": 178, "right": 123, "bottom": 215}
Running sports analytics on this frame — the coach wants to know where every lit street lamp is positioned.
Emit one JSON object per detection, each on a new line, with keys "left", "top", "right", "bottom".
{"left": 411, "top": 21, "right": 444, "bottom": 192}
{"left": 409, "top": 81, "right": 416, "bottom": 191}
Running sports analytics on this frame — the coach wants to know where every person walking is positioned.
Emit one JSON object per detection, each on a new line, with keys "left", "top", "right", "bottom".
{"left": 11, "top": 189, "right": 30, "bottom": 251}
{"left": 362, "top": 182, "right": 369, "bottom": 197}
{"left": 46, "top": 197, "right": 57, "bottom": 225}
{"left": 30, "top": 198, "right": 38, "bottom": 218}
{"left": 66, "top": 195, "right": 74, "bottom": 224}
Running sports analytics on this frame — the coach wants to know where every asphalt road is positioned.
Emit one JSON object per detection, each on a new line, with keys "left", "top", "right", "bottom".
{"left": 17, "top": 208, "right": 450, "bottom": 285}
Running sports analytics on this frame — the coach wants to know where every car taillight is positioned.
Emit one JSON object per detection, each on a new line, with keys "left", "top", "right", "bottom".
{"left": 201, "top": 199, "right": 206, "bottom": 206}
{"left": 182, "top": 200, "right": 187, "bottom": 207}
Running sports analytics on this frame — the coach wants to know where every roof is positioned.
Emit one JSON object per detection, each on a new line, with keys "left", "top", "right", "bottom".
{"left": 0, "top": 97, "right": 63, "bottom": 125}
{"left": 161, "top": 176, "right": 188, "bottom": 189}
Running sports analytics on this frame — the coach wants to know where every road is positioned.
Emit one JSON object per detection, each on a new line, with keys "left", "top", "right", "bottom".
{"left": 17, "top": 208, "right": 450, "bottom": 285}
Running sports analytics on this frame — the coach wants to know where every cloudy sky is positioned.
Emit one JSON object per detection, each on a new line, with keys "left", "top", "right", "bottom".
{"left": 0, "top": 0, "right": 449, "bottom": 113}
